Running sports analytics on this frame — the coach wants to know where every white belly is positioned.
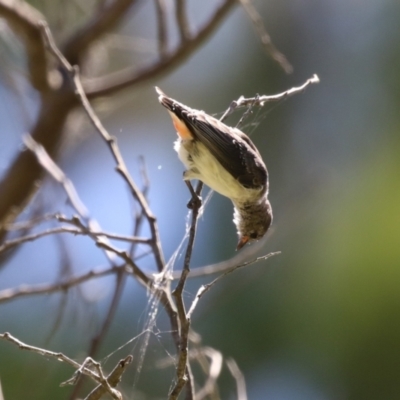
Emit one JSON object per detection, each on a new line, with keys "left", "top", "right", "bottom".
{"left": 174, "top": 139, "right": 260, "bottom": 202}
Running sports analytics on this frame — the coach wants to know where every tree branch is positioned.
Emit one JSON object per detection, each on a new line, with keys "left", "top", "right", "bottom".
{"left": 187, "top": 252, "right": 280, "bottom": 319}
{"left": 0, "top": 265, "right": 122, "bottom": 304}
{"left": 220, "top": 74, "right": 320, "bottom": 120}
{"left": 85, "top": 355, "right": 133, "bottom": 400}
{"left": 84, "top": 0, "right": 237, "bottom": 98}
{"left": 226, "top": 358, "right": 247, "bottom": 400}
{"left": 0, "top": 332, "right": 130, "bottom": 399}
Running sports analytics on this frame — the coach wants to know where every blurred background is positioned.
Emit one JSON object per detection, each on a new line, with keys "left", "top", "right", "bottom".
{"left": 1, "top": 0, "right": 400, "bottom": 399}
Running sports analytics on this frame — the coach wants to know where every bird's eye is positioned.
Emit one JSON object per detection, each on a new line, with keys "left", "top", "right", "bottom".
{"left": 249, "top": 232, "right": 258, "bottom": 239}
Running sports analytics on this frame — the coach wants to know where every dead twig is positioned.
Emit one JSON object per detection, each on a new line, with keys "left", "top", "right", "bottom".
{"left": 194, "top": 347, "right": 223, "bottom": 400}
{"left": 226, "top": 358, "right": 247, "bottom": 400}
{"left": 85, "top": 355, "right": 133, "bottom": 400}
{"left": 0, "top": 264, "right": 123, "bottom": 304}
{"left": 187, "top": 252, "right": 280, "bottom": 319}
{"left": 0, "top": 332, "right": 130, "bottom": 399}
{"left": 221, "top": 74, "right": 320, "bottom": 121}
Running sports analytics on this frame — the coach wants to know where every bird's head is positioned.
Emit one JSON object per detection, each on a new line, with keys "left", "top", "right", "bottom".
{"left": 235, "top": 198, "right": 272, "bottom": 250}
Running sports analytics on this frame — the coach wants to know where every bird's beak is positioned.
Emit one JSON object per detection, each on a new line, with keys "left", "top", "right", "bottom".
{"left": 236, "top": 236, "right": 250, "bottom": 251}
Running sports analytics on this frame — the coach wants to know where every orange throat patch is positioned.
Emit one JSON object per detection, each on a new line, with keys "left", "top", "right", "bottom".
{"left": 168, "top": 111, "right": 193, "bottom": 140}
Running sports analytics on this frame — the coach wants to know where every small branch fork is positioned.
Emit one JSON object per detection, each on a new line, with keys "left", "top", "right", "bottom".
{"left": 0, "top": 332, "right": 132, "bottom": 400}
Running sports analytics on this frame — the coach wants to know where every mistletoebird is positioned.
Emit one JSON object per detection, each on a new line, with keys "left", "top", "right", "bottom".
{"left": 156, "top": 87, "right": 272, "bottom": 250}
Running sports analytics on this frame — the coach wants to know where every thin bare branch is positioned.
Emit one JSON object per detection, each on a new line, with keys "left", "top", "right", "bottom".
{"left": 84, "top": 0, "right": 237, "bottom": 98}
{"left": 61, "top": 357, "right": 123, "bottom": 399}
{"left": 39, "top": 21, "right": 166, "bottom": 273}
{"left": 56, "top": 214, "right": 152, "bottom": 244}
{"left": 0, "top": 0, "right": 49, "bottom": 91}
{"left": 70, "top": 156, "right": 153, "bottom": 397}
{"left": 175, "top": 0, "right": 191, "bottom": 41}
{"left": 96, "top": 240, "right": 151, "bottom": 287}
{"left": 0, "top": 224, "right": 151, "bottom": 256}
{"left": 85, "top": 356, "right": 133, "bottom": 400}
{"left": 239, "top": 0, "right": 292, "bottom": 74}
{"left": 171, "top": 234, "right": 267, "bottom": 280}
{"left": 221, "top": 74, "right": 320, "bottom": 120}
{"left": 154, "top": 0, "right": 168, "bottom": 58}
{"left": 62, "top": 0, "right": 140, "bottom": 65}
{"left": 0, "top": 226, "right": 82, "bottom": 254}
{"left": 187, "top": 252, "right": 280, "bottom": 319}
{"left": 226, "top": 358, "right": 247, "bottom": 400}
{"left": 23, "top": 135, "right": 88, "bottom": 218}
{"left": 0, "top": 265, "right": 122, "bottom": 304}
{"left": 195, "top": 347, "right": 223, "bottom": 400}
{"left": 0, "top": 332, "right": 103, "bottom": 383}
{"left": 23, "top": 134, "right": 120, "bottom": 263}
{"left": 169, "top": 182, "right": 202, "bottom": 400}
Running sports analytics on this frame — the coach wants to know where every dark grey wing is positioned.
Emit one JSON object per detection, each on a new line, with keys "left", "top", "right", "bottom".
{"left": 183, "top": 111, "right": 268, "bottom": 189}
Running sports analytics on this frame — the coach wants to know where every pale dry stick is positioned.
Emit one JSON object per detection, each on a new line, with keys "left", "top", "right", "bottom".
{"left": 1, "top": 332, "right": 131, "bottom": 398}
{"left": 56, "top": 214, "right": 152, "bottom": 244}
{"left": 39, "top": 21, "right": 166, "bottom": 273}
{"left": 0, "top": 264, "right": 123, "bottom": 304}
{"left": 0, "top": 332, "right": 124, "bottom": 398}
{"left": 23, "top": 135, "right": 87, "bottom": 219}
{"left": 187, "top": 252, "right": 281, "bottom": 319}
{"left": 61, "top": 357, "right": 122, "bottom": 400}
{"left": 239, "top": 0, "right": 292, "bottom": 74}
{"left": 96, "top": 240, "right": 151, "bottom": 288}
{"left": 194, "top": 347, "right": 223, "bottom": 400}
{"left": 220, "top": 74, "right": 320, "bottom": 121}
{"left": 85, "top": 355, "right": 133, "bottom": 400}
{"left": 226, "top": 358, "right": 247, "bottom": 400}
{"left": 157, "top": 346, "right": 222, "bottom": 400}
{"left": 0, "top": 224, "right": 151, "bottom": 255}
{"left": 0, "top": 226, "right": 82, "bottom": 254}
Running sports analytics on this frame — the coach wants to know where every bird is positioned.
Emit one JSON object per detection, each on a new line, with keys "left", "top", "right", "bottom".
{"left": 156, "top": 87, "right": 272, "bottom": 250}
